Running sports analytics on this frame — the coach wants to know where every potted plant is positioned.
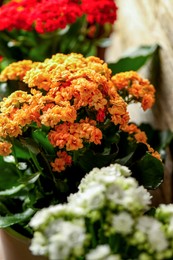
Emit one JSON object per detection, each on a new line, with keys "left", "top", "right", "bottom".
{"left": 0, "top": 52, "right": 163, "bottom": 258}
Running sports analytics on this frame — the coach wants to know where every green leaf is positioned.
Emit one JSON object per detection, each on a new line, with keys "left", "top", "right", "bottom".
{"left": 0, "top": 157, "right": 19, "bottom": 190}
{"left": 115, "top": 142, "right": 148, "bottom": 166}
{"left": 108, "top": 44, "right": 159, "bottom": 74}
{"left": 32, "top": 129, "right": 55, "bottom": 155}
{"left": 115, "top": 152, "right": 134, "bottom": 165}
{"left": 19, "top": 172, "right": 40, "bottom": 185}
{"left": 78, "top": 149, "right": 118, "bottom": 172}
{"left": 0, "top": 202, "right": 11, "bottom": 215}
{"left": 29, "top": 43, "right": 52, "bottom": 61}
{"left": 0, "top": 208, "right": 35, "bottom": 228}
{"left": 0, "top": 184, "right": 25, "bottom": 196}
{"left": 131, "top": 153, "right": 164, "bottom": 189}
{"left": 12, "top": 139, "right": 31, "bottom": 160}
{"left": 19, "top": 138, "right": 40, "bottom": 155}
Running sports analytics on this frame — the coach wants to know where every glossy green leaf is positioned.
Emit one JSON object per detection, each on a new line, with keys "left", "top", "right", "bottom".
{"left": 0, "top": 157, "right": 19, "bottom": 190}
{"left": 78, "top": 149, "right": 118, "bottom": 172}
{"left": 115, "top": 152, "right": 134, "bottom": 166}
{"left": 32, "top": 129, "right": 55, "bottom": 155}
{"left": 115, "top": 142, "right": 148, "bottom": 167}
{"left": 131, "top": 153, "right": 164, "bottom": 189}
{"left": 108, "top": 44, "right": 159, "bottom": 74}
{"left": 0, "top": 208, "right": 35, "bottom": 228}
{"left": 18, "top": 172, "right": 40, "bottom": 185}
{"left": 12, "top": 139, "right": 31, "bottom": 160}
{"left": 0, "top": 184, "right": 25, "bottom": 196}
{"left": 0, "top": 202, "right": 11, "bottom": 215}
{"left": 19, "top": 138, "right": 41, "bottom": 155}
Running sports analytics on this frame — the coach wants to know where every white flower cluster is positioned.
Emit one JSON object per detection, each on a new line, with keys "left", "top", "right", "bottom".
{"left": 68, "top": 164, "right": 151, "bottom": 217}
{"left": 29, "top": 164, "right": 173, "bottom": 260}
{"left": 86, "top": 245, "right": 121, "bottom": 260}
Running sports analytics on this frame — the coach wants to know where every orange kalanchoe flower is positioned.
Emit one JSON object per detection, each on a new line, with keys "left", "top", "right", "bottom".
{"left": 48, "top": 120, "right": 102, "bottom": 151}
{"left": 0, "top": 53, "right": 160, "bottom": 173}
{"left": 0, "top": 60, "right": 35, "bottom": 81}
{"left": 122, "top": 123, "right": 161, "bottom": 160}
{"left": 51, "top": 151, "right": 72, "bottom": 172}
{"left": 146, "top": 145, "right": 161, "bottom": 161}
{"left": 0, "top": 141, "right": 12, "bottom": 156}
{"left": 111, "top": 71, "right": 155, "bottom": 110}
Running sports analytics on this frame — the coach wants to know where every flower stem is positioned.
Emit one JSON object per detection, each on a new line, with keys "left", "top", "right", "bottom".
{"left": 88, "top": 221, "right": 97, "bottom": 248}
{"left": 29, "top": 151, "right": 43, "bottom": 174}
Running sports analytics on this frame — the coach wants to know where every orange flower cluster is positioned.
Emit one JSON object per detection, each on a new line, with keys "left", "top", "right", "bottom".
{"left": 0, "top": 60, "right": 34, "bottom": 81}
{"left": 0, "top": 141, "right": 12, "bottom": 156}
{"left": 122, "top": 123, "right": 161, "bottom": 160}
{"left": 112, "top": 71, "right": 155, "bottom": 111}
{"left": 48, "top": 120, "right": 102, "bottom": 151}
{"left": 50, "top": 151, "right": 72, "bottom": 173}
{"left": 0, "top": 53, "right": 159, "bottom": 172}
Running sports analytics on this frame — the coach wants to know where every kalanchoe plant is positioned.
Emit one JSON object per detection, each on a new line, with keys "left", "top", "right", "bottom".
{"left": 29, "top": 164, "right": 173, "bottom": 260}
{"left": 0, "top": 0, "right": 117, "bottom": 70}
{"left": 0, "top": 53, "right": 163, "bottom": 237}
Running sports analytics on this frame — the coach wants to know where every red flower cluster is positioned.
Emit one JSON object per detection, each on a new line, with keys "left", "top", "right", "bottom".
{"left": 82, "top": 0, "right": 118, "bottom": 25}
{"left": 28, "top": 0, "right": 83, "bottom": 33}
{"left": 0, "top": 0, "right": 118, "bottom": 33}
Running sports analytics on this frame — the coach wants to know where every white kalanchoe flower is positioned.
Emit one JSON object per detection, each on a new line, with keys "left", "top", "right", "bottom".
{"left": 111, "top": 211, "right": 134, "bottom": 235}
{"left": 86, "top": 245, "right": 113, "bottom": 260}
{"left": 156, "top": 204, "right": 173, "bottom": 239}
{"left": 3, "top": 155, "right": 15, "bottom": 163}
{"left": 30, "top": 204, "right": 85, "bottom": 230}
{"left": 104, "top": 176, "right": 151, "bottom": 214}
{"left": 136, "top": 216, "right": 168, "bottom": 253}
{"left": 106, "top": 182, "right": 125, "bottom": 203}
{"left": 17, "top": 162, "right": 27, "bottom": 170}
{"left": 138, "top": 252, "right": 153, "bottom": 260}
{"left": 121, "top": 185, "right": 151, "bottom": 214}
{"left": 68, "top": 184, "right": 105, "bottom": 211}
{"left": 156, "top": 204, "right": 173, "bottom": 222}
{"left": 30, "top": 218, "right": 87, "bottom": 260}
{"left": 44, "top": 218, "right": 85, "bottom": 242}
{"left": 29, "top": 231, "right": 48, "bottom": 256}
{"left": 78, "top": 164, "right": 131, "bottom": 192}
{"left": 114, "top": 163, "right": 131, "bottom": 177}
{"left": 47, "top": 220, "right": 87, "bottom": 260}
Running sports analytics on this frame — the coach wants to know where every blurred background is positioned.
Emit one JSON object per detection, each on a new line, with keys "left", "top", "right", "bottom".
{"left": 105, "top": 0, "right": 173, "bottom": 205}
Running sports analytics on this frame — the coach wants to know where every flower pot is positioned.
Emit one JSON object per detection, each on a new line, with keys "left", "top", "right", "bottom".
{"left": 0, "top": 228, "right": 46, "bottom": 260}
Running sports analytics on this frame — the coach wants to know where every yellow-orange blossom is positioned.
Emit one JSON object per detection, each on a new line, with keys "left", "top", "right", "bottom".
{"left": 0, "top": 53, "right": 160, "bottom": 172}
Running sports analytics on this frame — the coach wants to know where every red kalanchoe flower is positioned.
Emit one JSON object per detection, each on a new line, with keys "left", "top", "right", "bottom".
{"left": 0, "top": 0, "right": 118, "bottom": 33}
{"left": 81, "top": 0, "right": 118, "bottom": 25}
{"left": 96, "top": 108, "right": 106, "bottom": 122}
{"left": 0, "top": 0, "right": 37, "bottom": 31}
{"left": 29, "top": 0, "right": 83, "bottom": 33}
